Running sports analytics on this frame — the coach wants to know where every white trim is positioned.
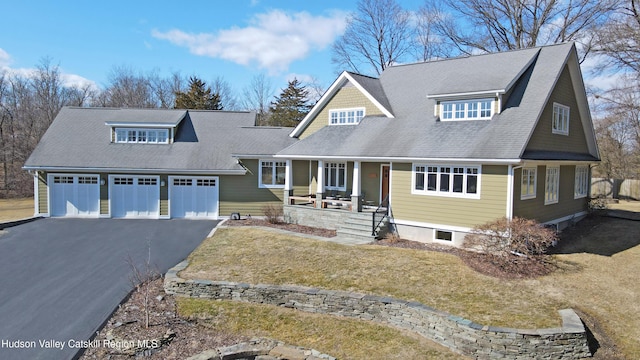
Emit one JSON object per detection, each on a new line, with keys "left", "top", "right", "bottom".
{"left": 23, "top": 166, "right": 245, "bottom": 175}
{"left": 411, "top": 164, "right": 481, "bottom": 199}
{"left": 328, "top": 107, "right": 365, "bottom": 125}
{"left": 427, "top": 89, "right": 505, "bottom": 100}
{"left": 439, "top": 98, "right": 495, "bottom": 121}
{"left": 114, "top": 128, "right": 169, "bottom": 144}
{"left": 258, "top": 159, "right": 287, "bottom": 189}
{"left": 552, "top": 102, "right": 570, "bottom": 135}
{"left": 520, "top": 167, "right": 537, "bottom": 200}
{"left": 352, "top": 161, "right": 361, "bottom": 196}
{"left": 323, "top": 161, "right": 347, "bottom": 191}
{"left": 392, "top": 218, "right": 473, "bottom": 233}
{"left": 506, "top": 165, "right": 517, "bottom": 220}
{"left": 289, "top": 71, "right": 393, "bottom": 137}
{"left": 544, "top": 166, "right": 560, "bottom": 205}
{"left": 272, "top": 155, "right": 522, "bottom": 164}
{"left": 574, "top": 165, "right": 589, "bottom": 199}
{"left": 33, "top": 173, "right": 39, "bottom": 216}
{"left": 105, "top": 122, "right": 180, "bottom": 127}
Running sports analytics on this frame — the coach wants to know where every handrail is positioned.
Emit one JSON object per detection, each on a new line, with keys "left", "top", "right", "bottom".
{"left": 371, "top": 195, "right": 390, "bottom": 236}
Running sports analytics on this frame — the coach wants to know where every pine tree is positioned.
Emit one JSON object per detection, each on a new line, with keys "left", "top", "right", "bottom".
{"left": 174, "top": 76, "right": 223, "bottom": 110}
{"left": 268, "top": 78, "right": 311, "bottom": 127}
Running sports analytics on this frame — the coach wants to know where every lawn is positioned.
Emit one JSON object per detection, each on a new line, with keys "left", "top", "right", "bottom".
{"left": 0, "top": 197, "right": 34, "bottom": 222}
{"left": 181, "top": 210, "right": 640, "bottom": 359}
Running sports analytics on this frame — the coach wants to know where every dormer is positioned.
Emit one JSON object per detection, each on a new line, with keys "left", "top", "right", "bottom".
{"left": 105, "top": 109, "right": 187, "bottom": 144}
{"left": 427, "top": 91, "right": 504, "bottom": 121}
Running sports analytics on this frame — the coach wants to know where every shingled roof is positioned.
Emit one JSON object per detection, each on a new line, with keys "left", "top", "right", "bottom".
{"left": 279, "top": 42, "right": 597, "bottom": 162}
{"left": 24, "top": 107, "right": 296, "bottom": 173}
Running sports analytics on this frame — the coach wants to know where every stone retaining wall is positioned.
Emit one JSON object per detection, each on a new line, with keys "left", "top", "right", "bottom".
{"left": 165, "top": 261, "right": 591, "bottom": 359}
{"left": 284, "top": 205, "right": 351, "bottom": 230}
{"left": 186, "top": 338, "right": 336, "bottom": 360}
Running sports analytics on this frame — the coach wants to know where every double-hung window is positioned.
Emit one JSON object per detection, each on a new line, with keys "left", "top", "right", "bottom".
{"left": 552, "top": 103, "right": 570, "bottom": 135}
{"left": 574, "top": 165, "right": 589, "bottom": 198}
{"left": 545, "top": 166, "right": 560, "bottom": 204}
{"left": 324, "top": 162, "right": 346, "bottom": 190}
{"left": 521, "top": 167, "right": 537, "bottom": 199}
{"left": 440, "top": 99, "right": 493, "bottom": 121}
{"left": 259, "top": 160, "right": 286, "bottom": 188}
{"left": 413, "top": 164, "right": 480, "bottom": 198}
{"left": 329, "top": 108, "right": 365, "bottom": 125}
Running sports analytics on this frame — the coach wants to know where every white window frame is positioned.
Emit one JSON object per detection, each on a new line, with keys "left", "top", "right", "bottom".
{"left": 324, "top": 162, "right": 347, "bottom": 191}
{"left": 552, "top": 103, "right": 570, "bottom": 135}
{"left": 114, "top": 128, "right": 170, "bottom": 144}
{"left": 259, "top": 160, "right": 287, "bottom": 188}
{"left": 574, "top": 165, "right": 589, "bottom": 199}
{"left": 440, "top": 99, "right": 493, "bottom": 121}
{"left": 545, "top": 166, "right": 560, "bottom": 205}
{"left": 521, "top": 167, "right": 537, "bottom": 200}
{"left": 412, "top": 164, "right": 481, "bottom": 199}
{"left": 329, "top": 108, "right": 365, "bottom": 125}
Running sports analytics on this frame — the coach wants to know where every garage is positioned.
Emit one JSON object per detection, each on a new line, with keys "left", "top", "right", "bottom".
{"left": 49, "top": 174, "right": 100, "bottom": 217}
{"left": 110, "top": 175, "right": 160, "bottom": 218}
{"left": 170, "top": 176, "right": 219, "bottom": 219}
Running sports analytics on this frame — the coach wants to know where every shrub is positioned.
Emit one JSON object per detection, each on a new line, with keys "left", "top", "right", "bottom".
{"left": 463, "top": 217, "right": 558, "bottom": 257}
{"left": 262, "top": 204, "right": 284, "bottom": 224}
{"left": 588, "top": 196, "right": 608, "bottom": 213}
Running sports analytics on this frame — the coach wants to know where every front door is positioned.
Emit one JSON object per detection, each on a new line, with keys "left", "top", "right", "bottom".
{"left": 381, "top": 165, "right": 390, "bottom": 203}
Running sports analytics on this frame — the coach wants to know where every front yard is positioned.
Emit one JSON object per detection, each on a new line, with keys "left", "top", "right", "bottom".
{"left": 0, "top": 197, "right": 33, "bottom": 222}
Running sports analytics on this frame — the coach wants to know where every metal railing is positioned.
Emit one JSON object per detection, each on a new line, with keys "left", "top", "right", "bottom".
{"left": 371, "top": 195, "right": 390, "bottom": 237}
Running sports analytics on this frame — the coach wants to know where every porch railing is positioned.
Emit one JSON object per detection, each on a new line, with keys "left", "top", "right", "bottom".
{"left": 371, "top": 195, "right": 390, "bottom": 237}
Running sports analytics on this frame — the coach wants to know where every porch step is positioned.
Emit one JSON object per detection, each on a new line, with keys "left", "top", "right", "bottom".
{"left": 336, "top": 212, "right": 389, "bottom": 243}
{"left": 336, "top": 229, "right": 376, "bottom": 244}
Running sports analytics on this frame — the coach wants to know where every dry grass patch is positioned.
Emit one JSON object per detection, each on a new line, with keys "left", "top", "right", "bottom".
{"left": 0, "top": 197, "right": 33, "bottom": 222}
{"left": 183, "top": 227, "right": 567, "bottom": 328}
{"left": 178, "top": 298, "right": 466, "bottom": 360}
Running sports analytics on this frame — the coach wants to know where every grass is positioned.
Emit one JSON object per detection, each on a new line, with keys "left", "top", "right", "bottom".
{"left": 182, "top": 227, "right": 567, "bottom": 328}
{"left": 178, "top": 298, "right": 466, "bottom": 360}
{"left": 0, "top": 197, "right": 34, "bottom": 222}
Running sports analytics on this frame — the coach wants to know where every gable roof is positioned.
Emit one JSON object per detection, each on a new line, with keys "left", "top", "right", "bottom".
{"left": 289, "top": 71, "right": 394, "bottom": 138}
{"left": 278, "top": 43, "right": 598, "bottom": 162}
{"left": 24, "top": 107, "right": 296, "bottom": 173}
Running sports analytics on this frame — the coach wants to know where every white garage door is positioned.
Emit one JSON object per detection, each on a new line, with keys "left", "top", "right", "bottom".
{"left": 110, "top": 176, "right": 160, "bottom": 218}
{"left": 170, "top": 177, "right": 219, "bottom": 219}
{"left": 49, "top": 174, "right": 100, "bottom": 217}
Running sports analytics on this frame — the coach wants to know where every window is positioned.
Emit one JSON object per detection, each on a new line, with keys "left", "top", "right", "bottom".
{"left": 173, "top": 179, "right": 192, "bottom": 186}
{"left": 413, "top": 164, "right": 480, "bottom": 197}
{"left": 114, "top": 128, "right": 169, "bottom": 144}
{"left": 53, "top": 176, "right": 74, "bottom": 184}
{"left": 113, "top": 177, "right": 134, "bottom": 185}
{"left": 138, "top": 178, "right": 157, "bottom": 186}
{"left": 440, "top": 99, "right": 493, "bottom": 121}
{"left": 545, "top": 167, "right": 559, "bottom": 204}
{"left": 78, "top": 176, "right": 98, "bottom": 185}
{"left": 574, "top": 165, "right": 589, "bottom": 198}
{"left": 324, "top": 162, "right": 346, "bottom": 190}
{"left": 435, "top": 230, "right": 453, "bottom": 241}
{"left": 260, "top": 160, "right": 286, "bottom": 188}
{"left": 197, "top": 179, "right": 216, "bottom": 187}
{"left": 552, "top": 103, "right": 569, "bottom": 135}
{"left": 329, "top": 108, "right": 365, "bottom": 125}
{"left": 521, "top": 167, "right": 537, "bottom": 199}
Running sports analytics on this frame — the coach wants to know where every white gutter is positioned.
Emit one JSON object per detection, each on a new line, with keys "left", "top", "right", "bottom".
{"left": 21, "top": 166, "right": 246, "bottom": 175}
{"left": 272, "top": 155, "right": 523, "bottom": 165}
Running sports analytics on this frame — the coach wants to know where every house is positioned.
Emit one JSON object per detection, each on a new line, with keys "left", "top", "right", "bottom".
{"left": 24, "top": 42, "right": 599, "bottom": 247}
{"left": 23, "top": 108, "right": 296, "bottom": 219}
{"left": 275, "top": 42, "right": 599, "bottom": 245}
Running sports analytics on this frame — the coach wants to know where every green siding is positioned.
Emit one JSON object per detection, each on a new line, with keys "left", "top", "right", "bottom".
{"left": 219, "top": 159, "right": 283, "bottom": 216}
{"left": 361, "top": 162, "right": 385, "bottom": 204}
{"left": 159, "top": 174, "right": 168, "bottom": 216}
{"left": 299, "top": 85, "right": 385, "bottom": 139}
{"left": 525, "top": 65, "right": 590, "bottom": 154}
{"left": 37, "top": 172, "right": 48, "bottom": 214}
{"left": 391, "top": 163, "right": 508, "bottom": 228}
{"left": 291, "top": 160, "right": 310, "bottom": 195}
{"left": 514, "top": 165, "right": 587, "bottom": 222}
{"left": 99, "top": 173, "right": 108, "bottom": 215}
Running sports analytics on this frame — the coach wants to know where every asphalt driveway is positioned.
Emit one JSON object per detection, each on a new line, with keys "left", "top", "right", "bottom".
{"left": 0, "top": 218, "right": 218, "bottom": 360}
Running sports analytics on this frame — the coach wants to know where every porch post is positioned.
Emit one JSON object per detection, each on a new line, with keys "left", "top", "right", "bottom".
{"left": 351, "top": 161, "right": 362, "bottom": 212}
{"left": 316, "top": 160, "right": 324, "bottom": 209}
{"left": 283, "top": 159, "right": 293, "bottom": 205}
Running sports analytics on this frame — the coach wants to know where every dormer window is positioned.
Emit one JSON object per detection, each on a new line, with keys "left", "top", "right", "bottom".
{"left": 440, "top": 99, "right": 493, "bottom": 121}
{"left": 329, "top": 108, "right": 365, "bottom": 125}
{"left": 115, "top": 128, "right": 169, "bottom": 144}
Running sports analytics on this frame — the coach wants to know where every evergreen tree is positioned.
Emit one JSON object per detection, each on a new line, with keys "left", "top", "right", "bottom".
{"left": 174, "top": 76, "right": 223, "bottom": 110}
{"left": 268, "top": 78, "right": 311, "bottom": 127}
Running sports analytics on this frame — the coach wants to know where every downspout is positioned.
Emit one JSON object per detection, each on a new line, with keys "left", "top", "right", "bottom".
{"left": 507, "top": 165, "right": 524, "bottom": 220}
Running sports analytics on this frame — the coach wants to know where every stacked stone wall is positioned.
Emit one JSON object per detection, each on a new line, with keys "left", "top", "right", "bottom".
{"left": 165, "top": 261, "right": 591, "bottom": 359}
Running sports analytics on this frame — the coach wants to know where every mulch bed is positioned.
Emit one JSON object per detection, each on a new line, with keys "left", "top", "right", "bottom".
{"left": 79, "top": 279, "right": 246, "bottom": 359}
{"left": 224, "top": 217, "right": 337, "bottom": 238}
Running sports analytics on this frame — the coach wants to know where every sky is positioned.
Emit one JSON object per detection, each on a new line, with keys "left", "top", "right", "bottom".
{"left": 0, "top": 0, "right": 417, "bottom": 96}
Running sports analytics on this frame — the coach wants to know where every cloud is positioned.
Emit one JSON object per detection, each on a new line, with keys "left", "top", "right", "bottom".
{"left": 0, "top": 48, "right": 97, "bottom": 89}
{"left": 152, "top": 9, "right": 347, "bottom": 74}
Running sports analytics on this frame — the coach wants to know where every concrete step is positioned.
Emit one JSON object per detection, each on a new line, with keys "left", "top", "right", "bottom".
{"left": 336, "top": 229, "right": 376, "bottom": 244}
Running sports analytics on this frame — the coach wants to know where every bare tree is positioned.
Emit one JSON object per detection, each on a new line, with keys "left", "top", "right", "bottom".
{"left": 211, "top": 76, "right": 239, "bottom": 111}
{"left": 414, "top": 6, "right": 447, "bottom": 62}
{"left": 332, "top": 0, "right": 413, "bottom": 76}
{"left": 241, "top": 73, "right": 274, "bottom": 125}
{"left": 99, "top": 66, "right": 157, "bottom": 108}
{"left": 426, "top": 0, "right": 618, "bottom": 57}
{"left": 594, "top": 0, "right": 640, "bottom": 74}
